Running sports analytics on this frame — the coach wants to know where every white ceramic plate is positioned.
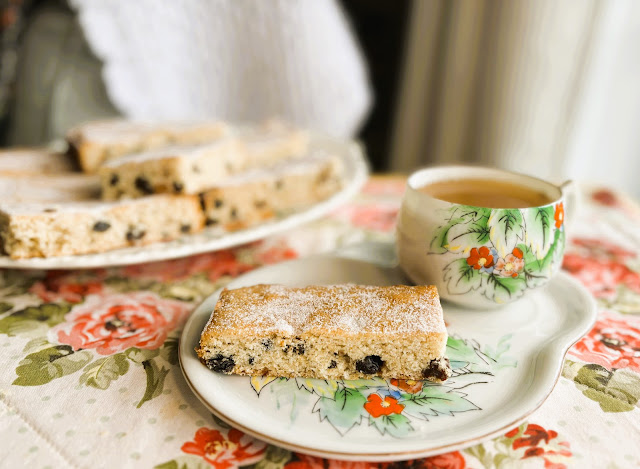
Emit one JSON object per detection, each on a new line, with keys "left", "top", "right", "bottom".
{"left": 0, "top": 134, "right": 368, "bottom": 269}
{"left": 179, "top": 250, "right": 597, "bottom": 461}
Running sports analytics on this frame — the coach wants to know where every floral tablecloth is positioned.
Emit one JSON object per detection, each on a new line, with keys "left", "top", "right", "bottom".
{"left": 1, "top": 176, "right": 639, "bottom": 469}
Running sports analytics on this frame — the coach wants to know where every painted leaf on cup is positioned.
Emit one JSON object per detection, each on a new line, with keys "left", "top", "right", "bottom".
{"left": 488, "top": 209, "right": 524, "bottom": 258}
{"left": 443, "top": 219, "right": 491, "bottom": 254}
{"left": 446, "top": 206, "right": 492, "bottom": 224}
{"left": 443, "top": 258, "right": 483, "bottom": 295}
{"left": 522, "top": 206, "right": 555, "bottom": 259}
{"left": 430, "top": 207, "right": 491, "bottom": 254}
{"left": 429, "top": 216, "right": 466, "bottom": 254}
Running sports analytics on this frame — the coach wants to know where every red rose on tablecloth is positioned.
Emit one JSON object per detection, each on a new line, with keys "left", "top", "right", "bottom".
{"left": 29, "top": 270, "right": 104, "bottom": 304}
{"left": 122, "top": 249, "right": 253, "bottom": 282}
{"left": 252, "top": 241, "right": 298, "bottom": 265}
{"left": 30, "top": 279, "right": 103, "bottom": 304}
{"left": 571, "top": 238, "right": 636, "bottom": 262}
{"left": 510, "top": 424, "right": 557, "bottom": 449}
{"left": 504, "top": 423, "right": 572, "bottom": 468}
{"left": 563, "top": 239, "right": 640, "bottom": 300}
{"left": 49, "top": 292, "right": 189, "bottom": 355}
{"left": 331, "top": 204, "right": 399, "bottom": 232}
{"left": 592, "top": 189, "right": 619, "bottom": 207}
{"left": 181, "top": 427, "right": 266, "bottom": 469}
{"left": 285, "top": 453, "right": 378, "bottom": 469}
{"left": 569, "top": 310, "right": 640, "bottom": 372}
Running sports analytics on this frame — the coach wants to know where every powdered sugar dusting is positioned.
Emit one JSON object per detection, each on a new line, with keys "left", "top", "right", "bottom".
{"left": 208, "top": 284, "right": 445, "bottom": 336}
{"left": 101, "top": 139, "right": 231, "bottom": 166}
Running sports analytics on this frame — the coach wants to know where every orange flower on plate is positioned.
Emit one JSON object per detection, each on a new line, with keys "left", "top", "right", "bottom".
{"left": 554, "top": 202, "right": 564, "bottom": 228}
{"left": 363, "top": 394, "right": 404, "bottom": 418}
{"left": 389, "top": 379, "right": 424, "bottom": 394}
{"left": 466, "top": 246, "right": 494, "bottom": 270}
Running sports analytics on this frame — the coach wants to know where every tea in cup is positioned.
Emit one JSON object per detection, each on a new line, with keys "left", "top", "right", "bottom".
{"left": 396, "top": 166, "right": 574, "bottom": 308}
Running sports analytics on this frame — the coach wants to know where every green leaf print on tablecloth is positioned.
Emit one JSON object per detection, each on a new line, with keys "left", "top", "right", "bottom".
{"left": 13, "top": 345, "right": 92, "bottom": 386}
{"left": 2, "top": 291, "right": 190, "bottom": 408}
{"left": 79, "top": 353, "right": 130, "bottom": 390}
{"left": 563, "top": 359, "right": 640, "bottom": 412}
{"left": 251, "top": 334, "right": 516, "bottom": 438}
{"left": 0, "top": 303, "right": 69, "bottom": 337}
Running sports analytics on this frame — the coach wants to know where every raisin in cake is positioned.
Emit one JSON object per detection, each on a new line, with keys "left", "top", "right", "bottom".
{"left": 67, "top": 119, "right": 228, "bottom": 173}
{"left": 196, "top": 284, "right": 452, "bottom": 382}
{"left": 198, "top": 152, "right": 342, "bottom": 230}
{"left": 99, "top": 127, "right": 309, "bottom": 200}
{"left": 0, "top": 175, "right": 204, "bottom": 259}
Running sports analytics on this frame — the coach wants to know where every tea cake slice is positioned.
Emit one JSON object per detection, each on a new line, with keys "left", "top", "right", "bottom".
{"left": 198, "top": 151, "right": 343, "bottom": 230}
{"left": 0, "top": 174, "right": 204, "bottom": 259}
{"left": 99, "top": 125, "right": 309, "bottom": 200}
{"left": 0, "top": 195, "right": 204, "bottom": 259}
{"left": 67, "top": 119, "right": 229, "bottom": 173}
{"left": 196, "top": 284, "right": 452, "bottom": 382}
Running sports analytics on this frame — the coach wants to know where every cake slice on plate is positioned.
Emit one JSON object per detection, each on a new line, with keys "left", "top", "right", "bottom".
{"left": 196, "top": 284, "right": 452, "bottom": 382}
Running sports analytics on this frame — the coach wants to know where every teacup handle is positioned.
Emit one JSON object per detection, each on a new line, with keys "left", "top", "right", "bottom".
{"left": 561, "top": 180, "right": 579, "bottom": 232}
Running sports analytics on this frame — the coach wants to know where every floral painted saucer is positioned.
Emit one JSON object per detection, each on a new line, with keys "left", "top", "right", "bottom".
{"left": 179, "top": 251, "right": 596, "bottom": 461}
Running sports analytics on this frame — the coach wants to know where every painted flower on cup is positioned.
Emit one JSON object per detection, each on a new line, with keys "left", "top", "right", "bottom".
{"left": 466, "top": 246, "right": 494, "bottom": 271}
{"left": 364, "top": 394, "right": 405, "bottom": 418}
{"left": 569, "top": 310, "right": 640, "bottom": 373}
{"left": 554, "top": 202, "right": 565, "bottom": 228}
{"left": 494, "top": 247, "right": 525, "bottom": 278}
{"left": 389, "top": 379, "right": 424, "bottom": 394}
{"left": 49, "top": 292, "right": 189, "bottom": 355}
{"left": 181, "top": 427, "right": 266, "bottom": 469}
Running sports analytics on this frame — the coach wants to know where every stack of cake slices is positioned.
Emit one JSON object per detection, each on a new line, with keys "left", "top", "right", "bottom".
{"left": 0, "top": 120, "right": 344, "bottom": 259}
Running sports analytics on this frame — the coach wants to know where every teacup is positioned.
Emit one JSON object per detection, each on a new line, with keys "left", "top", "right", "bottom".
{"left": 396, "top": 166, "right": 574, "bottom": 308}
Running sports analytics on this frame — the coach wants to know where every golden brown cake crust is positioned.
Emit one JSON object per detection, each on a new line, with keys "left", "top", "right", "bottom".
{"left": 203, "top": 284, "right": 446, "bottom": 338}
{"left": 197, "top": 284, "right": 451, "bottom": 382}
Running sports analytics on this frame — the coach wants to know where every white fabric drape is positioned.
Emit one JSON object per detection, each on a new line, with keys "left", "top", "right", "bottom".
{"left": 69, "top": 0, "right": 372, "bottom": 138}
{"left": 391, "top": 0, "right": 640, "bottom": 198}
